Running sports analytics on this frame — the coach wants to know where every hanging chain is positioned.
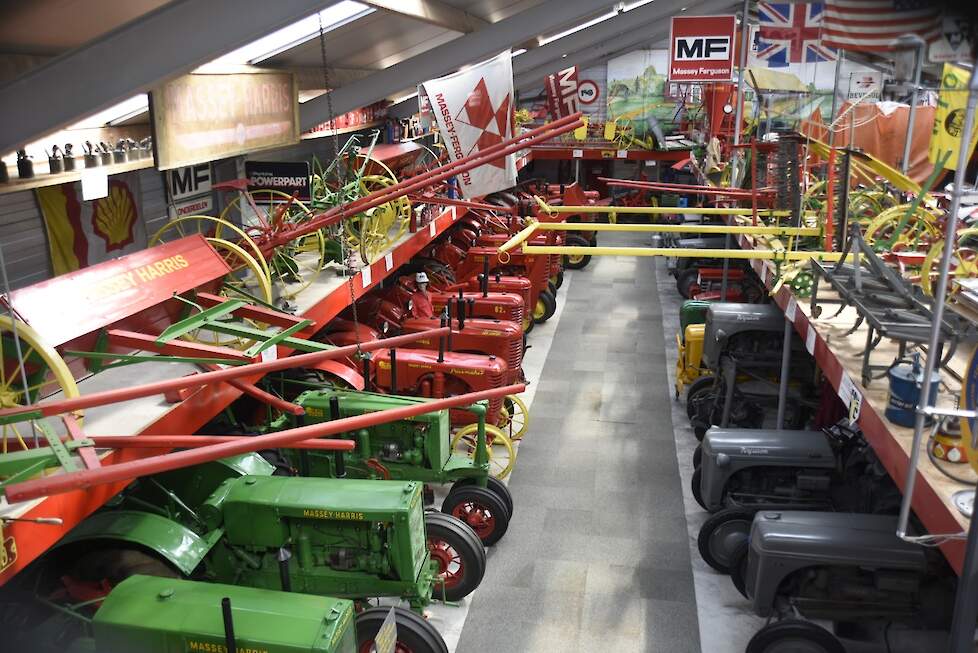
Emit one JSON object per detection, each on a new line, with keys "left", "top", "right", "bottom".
{"left": 318, "top": 14, "right": 365, "bottom": 362}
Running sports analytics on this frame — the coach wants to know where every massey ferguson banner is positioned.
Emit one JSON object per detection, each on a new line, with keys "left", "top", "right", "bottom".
{"left": 545, "top": 65, "right": 580, "bottom": 119}
{"left": 669, "top": 15, "right": 736, "bottom": 82}
{"left": 421, "top": 51, "right": 516, "bottom": 198}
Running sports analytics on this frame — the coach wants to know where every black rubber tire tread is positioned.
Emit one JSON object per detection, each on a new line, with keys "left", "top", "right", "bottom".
{"left": 548, "top": 281, "right": 558, "bottom": 297}
{"left": 424, "top": 512, "right": 486, "bottom": 601}
{"left": 685, "top": 376, "right": 716, "bottom": 420}
{"left": 356, "top": 606, "right": 448, "bottom": 653}
{"left": 693, "top": 444, "right": 703, "bottom": 469}
{"left": 676, "top": 267, "right": 700, "bottom": 299}
{"left": 729, "top": 539, "right": 751, "bottom": 599}
{"left": 554, "top": 268, "right": 564, "bottom": 288}
{"left": 691, "top": 466, "right": 707, "bottom": 511}
{"left": 563, "top": 234, "right": 592, "bottom": 269}
{"left": 73, "top": 548, "right": 180, "bottom": 585}
{"left": 745, "top": 619, "right": 845, "bottom": 653}
{"left": 534, "top": 290, "right": 557, "bottom": 324}
{"left": 450, "top": 477, "right": 514, "bottom": 517}
{"left": 441, "top": 485, "right": 510, "bottom": 546}
{"left": 697, "top": 508, "right": 755, "bottom": 573}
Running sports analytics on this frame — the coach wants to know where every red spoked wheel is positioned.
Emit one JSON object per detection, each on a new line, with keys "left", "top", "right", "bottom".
{"left": 356, "top": 606, "right": 448, "bottom": 653}
{"left": 441, "top": 484, "right": 511, "bottom": 546}
{"left": 424, "top": 512, "right": 485, "bottom": 601}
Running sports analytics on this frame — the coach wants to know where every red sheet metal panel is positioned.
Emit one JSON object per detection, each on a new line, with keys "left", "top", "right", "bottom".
{"left": 6, "top": 235, "right": 230, "bottom": 347}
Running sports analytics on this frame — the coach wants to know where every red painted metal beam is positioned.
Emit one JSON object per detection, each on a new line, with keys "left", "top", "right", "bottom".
{"left": 408, "top": 194, "right": 517, "bottom": 215}
{"left": 0, "top": 328, "right": 450, "bottom": 421}
{"left": 196, "top": 292, "right": 312, "bottom": 330}
{"left": 198, "top": 363, "right": 304, "bottom": 416}
{"left": 87, "top": 435, "right": 355, "bottom": 451}
{"left": 107, "top": 329, "right": 254, "bottom": 363}
{"left": 6, "top": 383, "right": 525, "bottom": 502}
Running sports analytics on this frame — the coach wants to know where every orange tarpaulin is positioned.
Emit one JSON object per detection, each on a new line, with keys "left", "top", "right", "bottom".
{"left": 804, "top": 102, "right": 936, "bottom": 185}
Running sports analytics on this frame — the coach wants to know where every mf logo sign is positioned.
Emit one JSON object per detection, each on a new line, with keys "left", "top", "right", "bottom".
{"left": 545, "top": 65, "right": 580, "bottom": 119}
{"left": 669, "top": 15, "right": 736, "bottom": 82}
{"left": 166, "top": 164, "right": 211, "bottom": 202}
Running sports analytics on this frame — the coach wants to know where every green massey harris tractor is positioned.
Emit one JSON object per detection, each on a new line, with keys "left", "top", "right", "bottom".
{"left": 12, "top": 453, "right": 483, "bottom": 653}
{"left": 270, "top": 390, "right": 514, "bottom": 546}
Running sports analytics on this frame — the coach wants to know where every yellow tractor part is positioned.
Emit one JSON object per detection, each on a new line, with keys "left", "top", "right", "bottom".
{"left": 451, "top": 423, "right": 516, "bottom": 479}
{"left": 675, "top": 323, "right": 706, "bottom": 400}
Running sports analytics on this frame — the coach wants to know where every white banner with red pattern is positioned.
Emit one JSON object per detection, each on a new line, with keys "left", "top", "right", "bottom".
{"left": 421, "top": 51, "right": 516, "bottom": 199}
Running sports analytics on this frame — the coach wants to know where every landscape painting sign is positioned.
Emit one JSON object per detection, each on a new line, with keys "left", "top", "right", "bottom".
{"left": 669, "top": 15, "right": 737, "bottom": 82}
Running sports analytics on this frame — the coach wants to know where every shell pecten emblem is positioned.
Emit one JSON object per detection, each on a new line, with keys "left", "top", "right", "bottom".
{"left": 93, "top": 181, "right": 137, "bottom": 250}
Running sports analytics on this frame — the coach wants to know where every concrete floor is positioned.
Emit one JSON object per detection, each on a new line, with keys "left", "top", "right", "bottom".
{"left": 456, "top": 234, "right": 700, "bottom": 652}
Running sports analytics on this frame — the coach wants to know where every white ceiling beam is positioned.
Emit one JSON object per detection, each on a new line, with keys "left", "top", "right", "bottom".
{"left": 300, "top": 0, "right": 615, "bottom": 131}
{"left": 0, "top": 0, "right": 341, "bottom": 154}
{"left": 360, "top": 0, "right": 488, "bottom": 33}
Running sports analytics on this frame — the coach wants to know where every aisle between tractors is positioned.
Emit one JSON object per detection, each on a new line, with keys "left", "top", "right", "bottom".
{"left": 273, "top": 390, "right": 513, "bottom": 545}
{"left": 52, "top": 454, "right": 476, "bottom": 652}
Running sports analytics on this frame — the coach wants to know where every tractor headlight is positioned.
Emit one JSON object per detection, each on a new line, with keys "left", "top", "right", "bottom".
{"left": 382, "top": 321, "right": 390, "bottom": 334}
{"left": 407, "top": 300, "right": 414, "bottom": 311}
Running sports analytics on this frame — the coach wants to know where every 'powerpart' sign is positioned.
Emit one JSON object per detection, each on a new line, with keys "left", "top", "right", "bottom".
{"left": 245, "top": 161, "right": 311, "bottom": 201}
{"left": 545, "top": 66, "right": 580, "bottom": 119}
{"left": 669, "top": 15, "right": 736, "bottom": 82}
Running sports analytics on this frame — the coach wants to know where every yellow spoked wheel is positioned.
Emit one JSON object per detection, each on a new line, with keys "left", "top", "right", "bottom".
{"left": 220, "top": 191, "right": 327, "bottom": 298}
{"left": 920, "top": 228, "right": 978, "bottom": 296}
{"left": 150, "top": 214, "right": 273, "bottom": 292}
{"left": 497, "top": 394, "right": 529, "bottom": 440}
{"left": 344, "top": 174, "right": 411, "bottom": 264}
{"left": 451, "top": 424, "right": 515, "bottom": 479}
{"left": 863, "top": 204, "right": 941, "bottom": 252}
{"left": 0, "top": 316, "right": 80, "bottom": 453}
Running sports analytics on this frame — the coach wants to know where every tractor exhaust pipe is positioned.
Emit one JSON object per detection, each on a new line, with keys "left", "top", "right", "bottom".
{"left": 277, "top": 548, "right": 292, "bottom": 592}
{"left": 438, "top": 313, "right": 447, "bottom": 362}
{"left": 361, "top": 353, "right": 372, "bottom": 392}
{"left": 482, "top": 258, "right": 490, "bottom": 296}
{"left": 457, "top": 296, "right": 466, "bottom": 330}
{"left": 329, "top": 396, "right": 346, "bottom": 478}
{"left": 389, "top": 348, "right": 397, "bottom": 395}
{"left": 222, "top": 598, "right": 237, "bottom": 653}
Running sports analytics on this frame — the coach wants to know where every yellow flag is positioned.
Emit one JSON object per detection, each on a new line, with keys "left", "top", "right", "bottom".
{"left": 35, "top": 185, "right": 81, "bottom": 275}
{"left": 929, "top": 63, "right": 978, "bottom": 171}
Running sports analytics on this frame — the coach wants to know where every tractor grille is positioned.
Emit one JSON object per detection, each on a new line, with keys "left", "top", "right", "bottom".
{"left": 486, "top": 367, "right": 505, "bottom": 423}
{"left": 507, "top": 334, "right": 523, "bottom": 372}
{"left": 511, "top": 304, "right": 525, "bottom": 327}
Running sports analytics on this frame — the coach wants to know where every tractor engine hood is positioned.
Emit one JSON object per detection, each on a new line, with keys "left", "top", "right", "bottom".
{"left": 703, "top": 429, "right": 834, "bottom": 466}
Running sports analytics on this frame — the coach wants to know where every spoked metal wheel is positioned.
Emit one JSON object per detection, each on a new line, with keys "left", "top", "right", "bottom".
{"left": 441, "top": 483, "right": 511, "bottom": 546}
{"left": 425, "top": 512, "right": 486, "bottom": 601}
{"left": 497, "top": 394, "right": 529, "bottom": 440}
{"left": 450, "top": 424, "right": 515, "bottom": 479}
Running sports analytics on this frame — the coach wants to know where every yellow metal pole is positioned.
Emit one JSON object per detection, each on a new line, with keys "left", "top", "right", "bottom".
{"left": 498, "top": 220, "right": 541, "bottom": 254}
{"left": 536, "top": 203, "right": 793, "bottom": 217}
{"left": 521, "top": 244, "right": 848, "bottom": 262}
{"left": 532, "top": 222, "right": 821, "bottom": 237}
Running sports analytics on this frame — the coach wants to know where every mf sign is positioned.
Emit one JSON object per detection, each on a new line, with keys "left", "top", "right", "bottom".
{"left": 669, "top": 15, "right": 736, "bottom": 82}
{"left": 545, "top": 66, "right": 580, "bottom": 119}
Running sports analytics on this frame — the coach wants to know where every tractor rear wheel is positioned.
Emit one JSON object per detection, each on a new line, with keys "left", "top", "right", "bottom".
{"left": 425, "top": 513, "right": 486, "bottom": 601}
{"left": 356, "top": 606, "right": 448, "bottom": 653}
{"left": 442, "top": 485, "right": 511, "bottom": 546}
{"left": 692, "top": 444, "right": 703, "bottom": 469}
{"left": 685, "top": 376, "right": 715, "bottom": 420}
{"left": 745, "top": 619, "right": 844, "bottom": 653}
{"left": 691, "top": 466, "right": 707, "bottom": 511}
{"left": 563, "top": 234, "right": 591, "bottom": 269}
{"left": 697, "top": 508, "right": 754, "bottom": 573}
{"left": 729, "top": 540, "right": 750, "bottom": 599}
{"left": 533, "top": 290, "right": 557, "bottom": 323}
{"left": 449, "top": 477, "right": 514, "bottom": 517}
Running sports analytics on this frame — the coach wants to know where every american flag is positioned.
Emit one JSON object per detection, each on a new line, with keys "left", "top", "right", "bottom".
{"left": 757, "top": 3, "right": 837, "bottom": 66}
{"left": 822, "top": 0, "right": 942, "bottom": 52}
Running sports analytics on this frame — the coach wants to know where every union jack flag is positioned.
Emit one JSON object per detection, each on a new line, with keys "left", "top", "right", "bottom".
{"left": 756, "top": 3, "right": 837, "bottom": 67}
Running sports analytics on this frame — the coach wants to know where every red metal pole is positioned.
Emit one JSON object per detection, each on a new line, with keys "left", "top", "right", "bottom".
{"left": 407, "top": 194, "right": 517, "bottom": 214}
{"left": 200, "top": 364, "right": 304, "bottom": 416}
{"left": 6, "top": 383, "right": 526, "bottom": 502}
{"left": 0, "top": 328, "right": 450, "bottom": 421}
{"left": 87, "top": 435, "right": 355, "bottom": 451}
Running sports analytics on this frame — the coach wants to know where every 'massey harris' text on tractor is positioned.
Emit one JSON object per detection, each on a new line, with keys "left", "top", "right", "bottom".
{"left": 50, "top": 454, "right": 480, "bottom": 653}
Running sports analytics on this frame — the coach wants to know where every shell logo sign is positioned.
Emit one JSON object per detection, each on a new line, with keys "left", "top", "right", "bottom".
{"left": 93, "top": 181, "right": 138, "bottom": 250}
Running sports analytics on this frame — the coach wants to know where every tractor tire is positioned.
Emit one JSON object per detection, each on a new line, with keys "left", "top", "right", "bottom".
{"left": 449, "top": 477, "right": 514, "bottom": 517}
{"left": 691, "top": 466, "right": 707, "bottom": 511}
{"left": 697, "top": 508, "right": 755, "bottom": 573}
{"left": 425, "top": 512, "right": 486, "bottom": 602}
{"left": 729, "top": 540, "right": 750, "bottom": 599}
{"left": 685, "top": 376, "right": 716, "bottom": 420}
{"left": 692, "top": 444, "right": 703, "bottom": 469}
{"left": 532, "top": 290, "right": 557, "bottom": 324}
{"left": 563, "top": 234, "right": 591, "bottom": 269}
{"left": 676, "top": 267, "right": 700, "bottom": 299}
{"left": 554, "top": 268, "right": 564, "bottom": 288}
{"left": 548, "top": 280, "right": 558, "bottom": 297}
{"left": 73, "top": 548, "right": 180, "bottom": 586}
{"left": 356, "top": 606, "right": 448, "bottom": 653}
{"left": 745, "top": 619, "right": 844, "bottom": 653}
{"left": 441, "top": 485, "right": 511, "bottom": 546}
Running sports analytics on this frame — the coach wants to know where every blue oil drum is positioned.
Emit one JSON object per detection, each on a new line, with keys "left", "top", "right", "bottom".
{"left": 885, "top": 357, "right": 940, "bottom": 427}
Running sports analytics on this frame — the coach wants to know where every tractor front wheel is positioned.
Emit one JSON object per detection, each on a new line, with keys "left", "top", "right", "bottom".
{"left": 498, "top": 394, "right": 529, "bottom": 440}
{"left": 449, "top": 476, "right": 514, "bottom": 517}
{"left": 729, "top": 540, "right": 750, "bottom": 599}
{"left": 425, "top": 512, "right": 486, "bottom": 601}
{"left": 691, "top": 466, "right": 707, "bottom": 511}
{"left": 563, "top": 234, "right": 591, "bottom": 269}
{"left": 745, "top": 619, "right": 844, "bottom": 653}
{"left": 533, "top": 290, "right": 557, "bottom": 324}
{"left": 685, "top": 376, "right": 715, "bottom": 421}
{"left": 356, "top": 606, "right": 448, "bottom": 653}
{"left": 442, "top": 485, "right": 511, "bottom": 546}
{"left": 697, "top": 508, "right": 754, "bottom": 573}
